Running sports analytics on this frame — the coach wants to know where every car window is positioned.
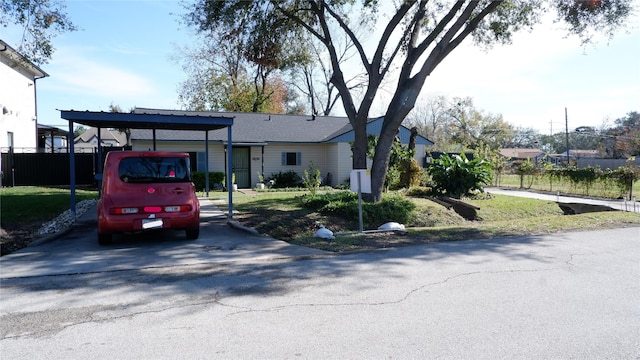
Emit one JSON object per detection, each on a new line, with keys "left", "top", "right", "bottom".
{"left": 118, "top": 156, "right": 191, "bottom": 183}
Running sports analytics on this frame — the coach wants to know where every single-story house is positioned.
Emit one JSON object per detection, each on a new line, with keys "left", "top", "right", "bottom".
{"left": 561, "top": 149, "right": 599, "bottom": 159}
{"left": 499, "top": 148, "right": 545, "bottom": 162}
{"left": 129, "top": 108, "right": 433, "bottom": 189}
{"left": 74, "top": 127, "right": 127, "bottom": 151}
{"left": 37, "top": 124, "right": 68, "bottom": 153}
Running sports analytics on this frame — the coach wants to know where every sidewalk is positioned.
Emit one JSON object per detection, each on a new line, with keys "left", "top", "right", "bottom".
{"left": 486, "top": 187, "right": 640, "bottom": 213}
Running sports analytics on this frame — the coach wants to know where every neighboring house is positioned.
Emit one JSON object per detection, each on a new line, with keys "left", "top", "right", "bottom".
{"left": 130, "top": 108, "right": 433, "bottom": 189}
{"left": 0, "top": 39, "right": 48, "bottom": 152}
{"left": 546, "top": 149, "right": 600, "bottom": 166}
{"left": 38, "top": 124, "right": 68, "bottom": 153}
{"left": 565, "top": 149, "right": 599, "bottom": 159}
{"left": 499, "top": 148, "right": 545, "bottom": 162}
{"left": 74, "top": 127, "right": 127, "bottom": 152}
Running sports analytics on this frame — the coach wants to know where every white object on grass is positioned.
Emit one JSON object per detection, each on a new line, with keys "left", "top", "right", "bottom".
{"left": 378, "top": 222, "right": 405, "bottom": 231}
{"left": 314, "top": 225, "right": 335, "bottom": 240}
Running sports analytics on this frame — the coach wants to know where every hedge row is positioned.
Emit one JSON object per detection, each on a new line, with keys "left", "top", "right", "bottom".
{"left": 514, "top": 162, "right": 639, "bottom": 197}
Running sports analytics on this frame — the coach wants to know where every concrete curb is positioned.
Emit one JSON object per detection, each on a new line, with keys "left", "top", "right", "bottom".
{"left": 226, "top": 220, "right": 261, "bottom": 235}
{"left": 27, "top": 206, "right": 98, "bottom": 248}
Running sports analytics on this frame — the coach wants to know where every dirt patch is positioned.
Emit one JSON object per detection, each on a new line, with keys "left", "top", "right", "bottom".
{"left": 233, "top": 207, "right": 432, "bottom": 251}
{"left": 1, "top": 223, "right": 40, "bottom": 256}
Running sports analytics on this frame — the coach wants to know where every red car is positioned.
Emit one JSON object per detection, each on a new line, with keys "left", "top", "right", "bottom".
{"left": 97, "top": 151, "right": 200, "bottom": 245}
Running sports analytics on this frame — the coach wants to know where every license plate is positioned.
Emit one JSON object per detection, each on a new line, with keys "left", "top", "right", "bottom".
{"left": 142, "top": 218, "right": 163, "bottom": 229}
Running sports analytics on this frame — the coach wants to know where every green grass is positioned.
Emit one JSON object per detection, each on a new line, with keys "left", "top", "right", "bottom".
{"left": 408, "top": 211, "right": 640, "bottom": 242}
{"left": 497, "top": 174, "right": 640, "bottom": 199}
{"left": 2, "top": 186, "right": 639, "bottom": 253}
{"left": 465, "top": 194, "right": 564, "bottom": 221}
{"left": 0, "top": 186, "right": 98, "bottom": 227}
{"left": 225, "top": 190, "right": 640, "bottom": 252}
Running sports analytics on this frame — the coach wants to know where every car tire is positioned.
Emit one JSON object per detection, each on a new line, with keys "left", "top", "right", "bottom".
{"left": 185, "top": 227, "right": 199, "bottom": 240}
{"left": 98, "top": 233, "right": 112, "bottom": 245}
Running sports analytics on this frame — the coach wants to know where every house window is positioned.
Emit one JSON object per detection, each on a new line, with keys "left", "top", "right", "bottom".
{"left": 282, "top": 152, "right": 301, "bottom": 166}
{"left": 196, "top": 152, "right": 207, "bottom": 171}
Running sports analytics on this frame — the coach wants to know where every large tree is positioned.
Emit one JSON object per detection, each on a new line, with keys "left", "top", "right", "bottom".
{"left": 405, "top": 95, "right": 519, "bottom": 151}
{"left": 185, "top": 0, "right": 632, "bottom": 202}
{"left": 404, "top": 95, "right": 455, "bottom": 151}
{"left": 176, "top": 27, "right": 307, "bottom": 113}
{"left": 612, "top": 111, "right": 640, "bottom": 156}
{"left": 1, "top": 0, "right": 76, "bottom": 65}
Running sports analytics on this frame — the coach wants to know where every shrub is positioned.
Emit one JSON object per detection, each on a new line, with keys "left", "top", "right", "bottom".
{"left": 270, "top": 170, "right": 303, "bottom": 188}
{"left": 611, "top": 164, "right": 640, "bottom": 198}
{"left": 362, "top": 194, "right": 415, "bottom": 226}
{"left": 298, "top": 191, "right": 415, "bottom": 228}
{"left": 302, "top": 162, "right": 322, "bottom": 194}
{"left": 192, "top": 171, "right": 225, "bottom": 191}
{"left": 399, "top": 158, "right": 423, "bottom": 189}
{"left": 513, "top": 159, "right": 539, "bottom": 189}
{"left": 427, "top": 153, "right": 492, "bottom": 198}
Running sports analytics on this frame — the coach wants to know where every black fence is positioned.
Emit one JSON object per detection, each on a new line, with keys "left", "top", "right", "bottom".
{"left": 0, "top": 147, "right": 129, "bottom": 187}
{"left": 1, "top": 147, "right": 199, "bottom": 187}
{"left": 1, "top": 151, "right": 96, "bottom": 187}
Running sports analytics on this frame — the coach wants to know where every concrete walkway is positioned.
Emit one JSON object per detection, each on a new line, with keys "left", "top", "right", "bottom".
{"left": 486, "top": 187, "right": 640, "bottom": 213}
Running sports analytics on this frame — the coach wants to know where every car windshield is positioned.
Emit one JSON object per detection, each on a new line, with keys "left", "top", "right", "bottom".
{"left": 118, "top": 156, "right": 191, "bottom": 183}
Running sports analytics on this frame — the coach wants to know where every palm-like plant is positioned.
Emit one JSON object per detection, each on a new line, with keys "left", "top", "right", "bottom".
{"left": 428, "top": 153, "right": 492, "bottom": 198}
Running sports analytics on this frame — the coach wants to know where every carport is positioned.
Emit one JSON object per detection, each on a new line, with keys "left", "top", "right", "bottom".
{"left": 60, "top": 110, "right": 235, "bottom": 218}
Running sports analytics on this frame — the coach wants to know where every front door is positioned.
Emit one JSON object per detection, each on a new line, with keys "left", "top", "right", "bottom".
{"left": 232, "top": 147, "right": 250, "bottom": 188}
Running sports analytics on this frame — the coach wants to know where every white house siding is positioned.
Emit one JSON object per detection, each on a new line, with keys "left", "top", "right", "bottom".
{"left": 414, "top": 144, "right": 426, "bottom": 167}
{"left": 132, "top": 141, "right": 227, "bottom": 173}
{"left": 326, "top": 142, "right": 353, "bottom": 186}
{"left": 132, "top": 141, "right": 205, "bottom": 153}
{"left": 262, "top": 143, "right": 328, "bottom": 183}
{"left": 0, "top": 54, "right": 38, "bottom": 151}
{"left": 129, "top": 140, "right": 426, "bottom": 188}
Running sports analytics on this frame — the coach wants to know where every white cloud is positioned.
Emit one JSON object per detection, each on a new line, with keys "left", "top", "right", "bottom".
{"left": 41, "top": 50, "right": 155, "bottom": 99}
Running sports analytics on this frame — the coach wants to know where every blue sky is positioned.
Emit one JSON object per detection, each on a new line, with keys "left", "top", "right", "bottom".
{"left": 2, "top": 0, "right": 639, "bottom": 134}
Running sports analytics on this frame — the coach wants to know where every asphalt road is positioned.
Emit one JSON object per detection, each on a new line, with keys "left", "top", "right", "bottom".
{"left": 1, "top": 200, "right": 639, "bottom": 359}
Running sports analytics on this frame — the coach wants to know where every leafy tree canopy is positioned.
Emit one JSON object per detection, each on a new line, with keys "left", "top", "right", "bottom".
{"left": 1, "top": 0, "right": 76, "bottom": 65}
{"left": 176, "top": 19, "right": 308, "bottom": 113}
{"left": 185, "top": 0, "right": 632, "bottom": 202}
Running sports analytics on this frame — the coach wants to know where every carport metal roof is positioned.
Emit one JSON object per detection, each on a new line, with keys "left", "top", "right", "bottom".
{"left": 60, "top": 110, "right": 235, "bottom": 220}
{"left": 60, "top": 110, "right": 234, "bottom": 131}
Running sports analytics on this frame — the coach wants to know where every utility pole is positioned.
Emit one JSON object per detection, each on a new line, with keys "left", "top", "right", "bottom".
{"left": 565, "top": 107, "right": 570, "bottom": 165}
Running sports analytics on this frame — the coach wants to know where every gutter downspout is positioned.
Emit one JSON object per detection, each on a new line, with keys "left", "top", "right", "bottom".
{"left": 33, "top": 74, "right": 47, "bottom": 151}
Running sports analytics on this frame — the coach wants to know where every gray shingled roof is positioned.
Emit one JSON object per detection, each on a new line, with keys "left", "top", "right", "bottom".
{"left": 74, "top": 127, "right": 127, "bottom": 145}
{"left": 131, "top": 108, "right": 355, "bottom": 143}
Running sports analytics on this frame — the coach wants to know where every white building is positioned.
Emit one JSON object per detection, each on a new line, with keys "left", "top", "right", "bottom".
{"left": 0, "top": 39, "right": 48, "bottom": 152}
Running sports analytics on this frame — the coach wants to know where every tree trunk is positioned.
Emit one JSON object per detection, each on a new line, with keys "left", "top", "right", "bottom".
{"left": 351, "top": 118, "right": 368, "bottom": 170}
{"left": 367, "top": 82, "right": 421, "bottom": 201}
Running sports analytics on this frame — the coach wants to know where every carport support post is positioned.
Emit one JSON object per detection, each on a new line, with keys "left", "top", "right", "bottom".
{"left": 68, "top": 120, "right": 76, "bottom": 216}
{"left": 227, "top": 126, "right": 233, "bottom": 219}
{"left": 97, "top": 127, "right": 103, "bottom": 197}
{"left": 205, "top": 131, "right": 210, "bottom": 196}
{"left": 357, "top": 171, "right": 363, "bottom": 233}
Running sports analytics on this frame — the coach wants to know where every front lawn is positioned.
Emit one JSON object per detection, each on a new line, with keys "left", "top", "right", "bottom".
{"left": 231, "top": 190, "right": 640, "bottom": 252}
{"left": 1, "top": 186, "right": 98, "bottom": 253}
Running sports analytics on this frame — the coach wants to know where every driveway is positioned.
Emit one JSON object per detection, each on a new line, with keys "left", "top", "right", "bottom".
{"left": 0, "top": 198, "right": 327, "bottom": 279}
{"left": 2, "top": 188, "right": 638, "bottom": 278}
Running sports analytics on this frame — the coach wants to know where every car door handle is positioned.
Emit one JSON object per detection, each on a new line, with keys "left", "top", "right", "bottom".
{"left": 173, "top": 188, "right": 185, "bottom": 194}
